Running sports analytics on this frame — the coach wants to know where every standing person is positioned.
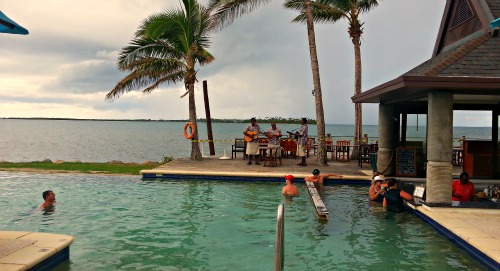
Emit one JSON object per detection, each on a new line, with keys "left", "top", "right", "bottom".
{"left": 282, "top": 175, "right": 299, "bottom": 198}
{"left": 267, "top": 122, "right": 282, "bottom": 157}
{"left": 383, "top": 178, "right": 413, "bottom": 213}
{"left": 452, "top": 172, "right": 477, "bottom": 202}
{"left": 243, "top": 117, "right": 265, "bottom": 165}
{"left": 296, "top": 118, "right": 309, "bottom": 166}
{"left": 39, "top": 190, "right": 56, "bottom": 209}
{"left": 304, "top": 169, "right": 343, "bottom": 185}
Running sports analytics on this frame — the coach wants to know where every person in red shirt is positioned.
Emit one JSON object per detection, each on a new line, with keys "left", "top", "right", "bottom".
{"left": 452, "top": 172, "right": 476, "bottom": 202}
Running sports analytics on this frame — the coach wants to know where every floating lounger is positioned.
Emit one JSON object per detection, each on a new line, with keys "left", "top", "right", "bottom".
{"left": 305, "top": 181, "right": 329, "bottom": 220}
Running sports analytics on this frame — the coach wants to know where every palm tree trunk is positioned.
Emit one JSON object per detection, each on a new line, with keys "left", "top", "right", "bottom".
{"left": 188, "top": 81, "right": 202, "bottom": 160}
{"left": 351, "top": 36, "right": 362, "bottom": 159}
{"left": 305, "top": 0, "right": 327, "bottom": 166}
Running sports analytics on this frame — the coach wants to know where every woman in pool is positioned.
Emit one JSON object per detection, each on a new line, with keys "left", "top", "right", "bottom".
{"left": 369, "top": 175, "right": 386, "bottom": 203}
{"left": 383, "top": 178, "right": 414, "bottom": 213}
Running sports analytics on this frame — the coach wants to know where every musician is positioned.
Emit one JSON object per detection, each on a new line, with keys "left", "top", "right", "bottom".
{"left": 243, "top": 117, "right": 265, "bottom": 165}
{"left": 267, "top": 122, "right": 282, "bottom": 157}
{"left": 296, "top": 118, "right": 308, "bottom": 166}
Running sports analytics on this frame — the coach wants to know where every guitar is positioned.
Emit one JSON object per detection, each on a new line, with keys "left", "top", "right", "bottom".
{"left": 244, "top": 131, "right": 258, "bottom": 142}
{"left": 264, "top": 131, "right": 279, "bottom": 139}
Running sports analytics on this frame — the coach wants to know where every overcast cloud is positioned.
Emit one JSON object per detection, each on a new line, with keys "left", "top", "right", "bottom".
{"left": 0, "top": 0, "right": 491, "bottom": 126}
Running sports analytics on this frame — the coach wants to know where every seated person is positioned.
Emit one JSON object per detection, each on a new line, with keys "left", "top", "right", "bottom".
{"left": 282, "top": 175, "right": 299, "bottom": 198}
{"left": 369, "top": 175, "right": 386, "bottom": 203}
{"left": 304, "top": 169, "right": 343, "bottom": 185}
{"left": 383, "top": 178, "right": 413, "bottom": 213}
{"left": 452, "top": 172, "right": 476, "bottom": 202}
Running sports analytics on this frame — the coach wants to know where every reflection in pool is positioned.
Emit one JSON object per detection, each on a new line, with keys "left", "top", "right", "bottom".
{"left": 0, "top": 173, "right": 487, "bottom": 270}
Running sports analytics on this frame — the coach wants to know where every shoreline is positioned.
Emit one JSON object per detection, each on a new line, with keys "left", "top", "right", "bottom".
{"left": 0, "top": 168, "right": 138, "bottom": 176}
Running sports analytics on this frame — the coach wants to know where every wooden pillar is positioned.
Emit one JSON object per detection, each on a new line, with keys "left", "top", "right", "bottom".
{"left": 203, "top": 80, "right": 215, "bottom": 155}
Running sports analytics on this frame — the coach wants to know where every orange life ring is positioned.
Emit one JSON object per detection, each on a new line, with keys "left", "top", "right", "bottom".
{"left": 183, "top": 122, "right": 195, "bottom": 139}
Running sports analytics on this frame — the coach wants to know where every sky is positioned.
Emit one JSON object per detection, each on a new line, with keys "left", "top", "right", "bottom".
{"left": 0, "top": 0, "right": 492, "bottom": 126}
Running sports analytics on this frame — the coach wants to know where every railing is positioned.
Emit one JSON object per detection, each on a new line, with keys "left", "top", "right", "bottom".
{"left": 274, "top": 204, "right": 284, "bottom": 271}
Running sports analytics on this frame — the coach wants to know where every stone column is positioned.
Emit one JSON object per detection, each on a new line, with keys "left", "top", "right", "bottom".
{"left": 426, "top": 91, "right": 453, "bottom": 204}
{"left": 378, "top": 104, "right": 395, "bottom": 175}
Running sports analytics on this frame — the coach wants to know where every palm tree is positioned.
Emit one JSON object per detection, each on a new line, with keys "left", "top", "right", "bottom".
{"left": 284, "top": 0, "right": 378, "bottom": 159}
{"left": 106, "top": 0, "right": 216, "bottom": 160}
{"left": 210, "top": 0, "right": 329, "bottom": 165}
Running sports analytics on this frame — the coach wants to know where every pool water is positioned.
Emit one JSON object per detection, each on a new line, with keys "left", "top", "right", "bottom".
{"left": 0, "top": 173, "right": 487, "bottom": 270}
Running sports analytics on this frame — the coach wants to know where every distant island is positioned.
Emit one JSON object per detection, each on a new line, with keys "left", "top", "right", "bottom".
{"left": 1, "top": 117, "right": 316, "bottom": 124}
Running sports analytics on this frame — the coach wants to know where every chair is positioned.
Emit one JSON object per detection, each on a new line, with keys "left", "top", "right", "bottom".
{"left": 280, "top": 140, "right": 296, "bottom": 158}
{"left": 358, "top": 144, "right": 371, "bottom": 168}
{"left": 452, "top": 148, "right": 463, "bottom": 166}
{"left": 325, "top": 140, "right": 335, "bottom": 160}
{"left": 232, "top": 139, "right": 247, "bottom": 159}
{"left": 306, "top": 138, "right": 315, "bottom": 158}
{"left": 335, "top": 140, "right": 350, "bottom": 162}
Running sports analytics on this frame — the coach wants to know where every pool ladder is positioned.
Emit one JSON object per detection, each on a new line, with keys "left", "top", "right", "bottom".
{"left": 275, "top": 204, "right": 284, "bottom": 271}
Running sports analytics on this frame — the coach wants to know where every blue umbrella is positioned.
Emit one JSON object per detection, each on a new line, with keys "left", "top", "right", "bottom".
{"left": 490, "top": 18, "right": 500, "bottom": 28}
{"left": 0, "top": 10, "right": 29, "bottom": 35}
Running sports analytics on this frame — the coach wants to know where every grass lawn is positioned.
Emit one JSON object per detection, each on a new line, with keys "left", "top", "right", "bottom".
{"left": 0, "top": 161, "right": 163, "bottom": 175}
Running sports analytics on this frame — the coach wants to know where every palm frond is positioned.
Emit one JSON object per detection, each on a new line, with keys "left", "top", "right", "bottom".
{"left": 107, "top": 0, "right": 216, "bottom": 103}
{"left": 210, "top": 0, "right": 272, "bottom": 30}
{"left": 284, "top": 0, "right": 346, "bottom": 24}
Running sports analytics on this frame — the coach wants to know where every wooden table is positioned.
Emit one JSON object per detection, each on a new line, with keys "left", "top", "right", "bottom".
{"left": 333, "top": 143, "right": 352, "bottom": 162}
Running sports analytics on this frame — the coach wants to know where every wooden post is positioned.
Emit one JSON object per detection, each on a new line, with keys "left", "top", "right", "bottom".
{"left": 203, "top": 80, "right": 215, "bottom": 155}
{"left": 305, "top": 181, "right": 329, "bottom": 220}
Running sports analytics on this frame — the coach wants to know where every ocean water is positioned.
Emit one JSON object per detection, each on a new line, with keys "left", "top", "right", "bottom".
{"left": 0, "top": 119, "right": 492, "bottom": 163}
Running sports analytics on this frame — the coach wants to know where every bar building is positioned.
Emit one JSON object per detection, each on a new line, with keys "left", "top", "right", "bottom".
{"left": 352, "top": 0, "right": 500, "bottom": 204}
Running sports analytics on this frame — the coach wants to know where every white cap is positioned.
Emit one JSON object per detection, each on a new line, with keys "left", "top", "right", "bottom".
{"left": 374, "top": 176, "right": 385, "bottom": 182}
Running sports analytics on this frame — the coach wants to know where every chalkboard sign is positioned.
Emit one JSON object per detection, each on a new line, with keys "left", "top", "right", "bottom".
{"left": 396, "top": 147, "right": 417, "bottom": 177}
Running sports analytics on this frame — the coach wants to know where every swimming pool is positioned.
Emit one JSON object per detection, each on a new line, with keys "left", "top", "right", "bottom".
{"left": 0, "top": 172, "right": 487, "bottom": 270}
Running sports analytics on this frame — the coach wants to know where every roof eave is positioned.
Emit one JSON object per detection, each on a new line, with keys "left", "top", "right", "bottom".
{"left": 352, "top": 75, "right": 500, "bottom": 104}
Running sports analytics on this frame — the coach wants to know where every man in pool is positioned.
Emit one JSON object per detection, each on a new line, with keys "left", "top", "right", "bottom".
{"left": 282, "top": 175, "right": 299, "bottom": 198}
{"left": 39, "top": 190, "right": 56, "bottom": 209}
{"left": 304, "top": 169, "right": 343, "bottom": 185}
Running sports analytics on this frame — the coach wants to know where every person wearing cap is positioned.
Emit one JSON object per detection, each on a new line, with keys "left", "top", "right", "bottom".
{"left": 282, "top": 175, "right": 299, "bottom": 198}
{"left": 304, "top": 169, "right": 343, "bottom": 185}
{"left": 369, "top": 175, "right": 386, "bottom": 203}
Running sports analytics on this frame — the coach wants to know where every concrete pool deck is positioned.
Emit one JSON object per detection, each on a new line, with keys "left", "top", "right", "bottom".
{"left": 142, "top": 156, "right": 500, "bottom": 270}
{"left": 0, "top": 231, "right": 74, "bottom": 271}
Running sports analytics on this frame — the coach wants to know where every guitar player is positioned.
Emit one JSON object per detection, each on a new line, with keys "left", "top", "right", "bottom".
{"left": 243, "top": 117, "right": 265, "bottom": 165}
{"left": 266, "top": 122, "right": 282, "bottom": 158}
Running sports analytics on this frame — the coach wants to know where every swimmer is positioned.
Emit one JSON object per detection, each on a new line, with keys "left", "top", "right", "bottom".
{"left": 282, "top": 175, "right": 299, "bottom": 198}
{"left": 39, "top": 190, "right": 56, "bottom": 209}
{"left": 304, "top": 169, "right": 343, "bottom": 185}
